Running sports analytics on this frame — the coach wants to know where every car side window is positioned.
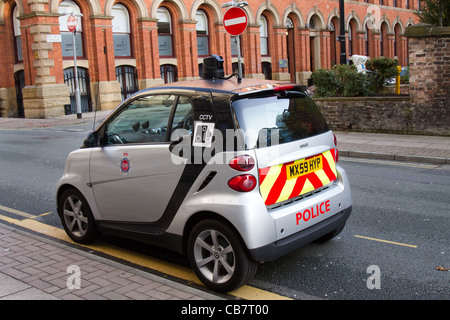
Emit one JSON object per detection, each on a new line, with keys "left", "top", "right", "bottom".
{"left": 105, "top": 95, "right": 175, "bottom": 145}
{"left": 170, "top": 96, "right": 194, "bottom": 140}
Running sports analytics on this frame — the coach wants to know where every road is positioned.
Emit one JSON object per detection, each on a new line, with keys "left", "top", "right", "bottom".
{"left": 0, "top": 124, "right": 449, "bottom": 300}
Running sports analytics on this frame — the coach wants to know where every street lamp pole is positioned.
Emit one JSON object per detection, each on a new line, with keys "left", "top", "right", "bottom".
{"left": 339, "top": 0, "right": 346, "bottom": 64}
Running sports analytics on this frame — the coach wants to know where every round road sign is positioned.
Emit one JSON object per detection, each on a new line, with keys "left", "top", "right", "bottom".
{"left": 67, "top": 15, "right": 77, "bottom": 32}
{"left": 223, "top": 7, "right": 248, "bottom": 36}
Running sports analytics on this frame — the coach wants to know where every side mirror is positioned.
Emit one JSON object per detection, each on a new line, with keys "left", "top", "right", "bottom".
{"left": 82, "top": 131, "right": 100, "bottom": 148}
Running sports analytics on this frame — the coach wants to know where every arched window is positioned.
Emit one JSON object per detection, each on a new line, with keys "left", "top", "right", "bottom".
{"left": 157, "top": 7, "right": 173, "bottom": 57}
{"left": 12, "top": 6, "right": 22, "bottom": 62}
{"left": 348, "top": 24, "right": 353, "bottom": 56}
{"left": 348, "top": 20, "right": 357, "bottom": 57}
{"left": 160, "top": 64, "right": 177, "bottom": 83}
{"left": 58, "top": 0, "right": 83, "bottom": 58}
{"left": 365, "top": 25, "right": 370, "bottom": 56}
{"left": 260, "top": 15, "right": 269, "bottom": 56}
{"left": 380, "top": 22, "right": 388, "bottom": 57}
{"left": 112, "top": 4, "right": 131, "bottom": 57}
{"left": 196, "top": 10, "right": 209, "bottom": 56}
{"left": 116, "top": 65, "right": 138, "bottom": 101}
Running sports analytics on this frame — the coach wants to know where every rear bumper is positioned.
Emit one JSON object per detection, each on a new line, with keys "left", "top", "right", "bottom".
{"left": 249, "top": 205, "right": 352, "bottom": 263}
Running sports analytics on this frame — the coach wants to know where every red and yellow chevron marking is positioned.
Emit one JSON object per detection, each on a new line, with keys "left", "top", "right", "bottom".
{"left": 259, "top": 149, "right": 337, "bottom": 206}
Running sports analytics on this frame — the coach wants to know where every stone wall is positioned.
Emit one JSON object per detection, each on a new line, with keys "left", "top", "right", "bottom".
{"left": 404, "top": 24, "right": 450, "bottom": 136}
{"left": 314, "top": 96, "right": 414, "bottom": 134}
{"left": 315, "top": 95, "right": 449, "bottom": 136}
{"left": 315, "top": 24, "right": 450, "bottom": 137}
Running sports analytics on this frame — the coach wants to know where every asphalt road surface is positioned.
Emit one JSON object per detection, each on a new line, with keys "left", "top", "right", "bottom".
{"left": 0, "top": 124, "right": 448, "bottom": 300}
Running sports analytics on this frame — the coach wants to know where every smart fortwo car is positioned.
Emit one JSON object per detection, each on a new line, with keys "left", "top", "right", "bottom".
{"left": 56, "top": 56, "right": 352, "bottom": 292}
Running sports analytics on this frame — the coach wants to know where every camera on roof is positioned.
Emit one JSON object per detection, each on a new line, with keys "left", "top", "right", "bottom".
{"left": 202, "top": 55, "right": 224, "bottom": 80}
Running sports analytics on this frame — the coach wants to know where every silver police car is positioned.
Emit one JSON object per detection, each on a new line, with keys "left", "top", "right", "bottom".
{"left": 56, "top": 56, "right": 352, "bottom": 292}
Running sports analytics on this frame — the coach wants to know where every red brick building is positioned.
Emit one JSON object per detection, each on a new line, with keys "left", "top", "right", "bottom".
{"left": 0, "top": 0, "right": 418, "bottom": 118}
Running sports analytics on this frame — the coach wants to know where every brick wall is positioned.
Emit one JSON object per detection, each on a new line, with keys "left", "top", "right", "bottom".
{"left": 405, "top": 24, "right": 450, "bottom": 135}
{"left": 315, "top": 96, "right": 414, "bottom": 134}
{"left": 315, "top": 25, "right": 450, "bottom": 136}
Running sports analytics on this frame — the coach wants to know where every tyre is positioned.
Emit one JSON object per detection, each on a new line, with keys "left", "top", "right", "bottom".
{"left": 58, "top": 188, "right": 100, "bottom": 244}
{"left": 187, "top": 219, "right": 258, "bottom": 293}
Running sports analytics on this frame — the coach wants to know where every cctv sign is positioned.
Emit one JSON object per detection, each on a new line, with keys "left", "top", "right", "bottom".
{"left": 223, "top": 7, "right": 248, "bottom": 36}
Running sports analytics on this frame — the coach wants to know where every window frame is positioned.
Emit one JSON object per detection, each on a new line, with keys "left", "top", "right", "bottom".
{"left": 58, "top": 0, "right": 85, "bottom": 59}
{"left": 157, "top": 7, "right": 174, "bottom": 58}
{"left": 260, "top": 15, "right": 269, "bottom": 56}
{"left": 101, "top": 94, "right": 193, "bottom": 146}
{"left": 12, "top": 6, "right": 23, "bottom": 63}
{"left": 112, "top": 3, "right": 132, "bottom": 58}
{"left": 196, "top": 9, "right": 209, "bottom": 57}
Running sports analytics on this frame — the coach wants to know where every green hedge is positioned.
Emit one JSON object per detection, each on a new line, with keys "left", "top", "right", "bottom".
{"left": 311, "top": 57, "right": 399, "bottom": 97}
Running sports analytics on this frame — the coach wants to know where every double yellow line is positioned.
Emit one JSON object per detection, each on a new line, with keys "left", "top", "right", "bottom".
{"left": 0, "top": 205, "right": 290, "bottom": 300}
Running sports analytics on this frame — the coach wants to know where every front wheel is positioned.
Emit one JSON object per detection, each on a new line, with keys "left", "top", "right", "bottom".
{"left": 187, "top": 219, "right": 258, "bottom": 293}
{"left": 58, "top": 188, "right": 100, "bottom": 244}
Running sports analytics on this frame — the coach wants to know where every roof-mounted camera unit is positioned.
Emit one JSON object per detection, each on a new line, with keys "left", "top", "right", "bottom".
{"left": 201, "top": 55, "right": 242, "bottom": 83}
{"left": 201, "top": 55, "right": 224, "bottom": 80}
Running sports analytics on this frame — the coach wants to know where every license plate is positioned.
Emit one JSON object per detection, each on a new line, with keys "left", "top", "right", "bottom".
{"left": 286, "top": 155, "right": 323, "bottom": 180}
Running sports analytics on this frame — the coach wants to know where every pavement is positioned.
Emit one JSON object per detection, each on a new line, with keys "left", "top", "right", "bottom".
{"left": 0, "top": 111, "right": 449, "bottom": 300}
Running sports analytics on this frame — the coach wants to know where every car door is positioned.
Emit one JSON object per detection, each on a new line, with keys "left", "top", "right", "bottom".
{"left": 89, "top": 94, "right": 193, "bottom": 231}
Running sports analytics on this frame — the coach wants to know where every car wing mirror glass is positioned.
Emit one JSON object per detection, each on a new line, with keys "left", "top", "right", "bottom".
{"left": 82, "top": 131, "right": 100, "bottom": 148}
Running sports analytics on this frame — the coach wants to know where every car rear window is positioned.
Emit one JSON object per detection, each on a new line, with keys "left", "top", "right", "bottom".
{"left": 231, "top": 93, "right": 329, "bottom": 149}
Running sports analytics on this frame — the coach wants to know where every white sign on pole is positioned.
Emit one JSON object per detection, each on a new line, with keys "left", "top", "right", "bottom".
{"left": 47, "top": 34, "right": 62, "bottom": 43}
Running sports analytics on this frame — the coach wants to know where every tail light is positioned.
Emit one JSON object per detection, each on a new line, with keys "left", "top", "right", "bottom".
{"left": 229, "top": 155, "right": 255, "bottom": 171}
{"left": 333, "top": 133, "right": 339, "bottom": 163}
{"left": 228, "top": 175, "right": 257, "bottom": 192}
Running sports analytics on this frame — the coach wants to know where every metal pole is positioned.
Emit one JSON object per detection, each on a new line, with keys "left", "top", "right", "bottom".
{"left": 236, "top": 36, "right": 243, "bottom": 80}
{"left": 72, "top": 29, "right": 82, "bottom": 119}
{"left": 339, "top": 0, "right": 346, "bottom": 65}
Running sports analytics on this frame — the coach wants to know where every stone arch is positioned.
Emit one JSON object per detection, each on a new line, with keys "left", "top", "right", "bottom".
{"left": 190, "top": 0, "right": 222, "bottom": 23}
{"left": 346, "top": 10, "right": 362, "bottom": 32}
{"left": 378, "top": 14, "right": 392, "bottom": 33}
{"left": 326, "top": 7, "right": 340, "bottom": 29}
{"left": 392, "top": 16, "right": 405, "bottom": 34}
{"left": 49, "top": 0, "right": 101, "bottom": 16}
{"left": 150, "top": 0, "right": 188, "bottom": 21}
{"left": 282, "top": 4, "right": 305, "bottom": 28}
{"left": 104, "top": 0, "right": 148, "bottom": 18}
{"left": 306, "top": 6, "right": 325, "bottom": 29}
{"left": 255, "top": 0, "right": 281, "bottom": 27}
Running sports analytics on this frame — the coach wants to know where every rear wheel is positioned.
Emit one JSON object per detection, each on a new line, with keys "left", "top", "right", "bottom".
{"left": 58, "top": 188, "right": 100, "bottom": 244}
{"left": 188, "top": 219, "right": 258, "bottom": 292}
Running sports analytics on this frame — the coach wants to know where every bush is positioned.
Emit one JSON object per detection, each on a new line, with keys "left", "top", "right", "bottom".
{"left": 311, "top": 64, "right": 370, "bottom": 97}
{"left": 365, "top": 57, "right": 398, "bottom": 93}
{"left": 332, "top": 64, "right": 371, "bottom": 97}
{"left": 310, "top": 68, "right": 339, "bottom": 97}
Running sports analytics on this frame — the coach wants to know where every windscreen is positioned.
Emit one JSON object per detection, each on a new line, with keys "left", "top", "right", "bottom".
{"left": 231, "top": 93, "right": 329, "bottom": 149}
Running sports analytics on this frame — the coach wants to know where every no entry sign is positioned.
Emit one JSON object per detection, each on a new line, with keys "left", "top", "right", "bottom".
{"left": 223, "top": 7, "right": 248, "bottom": 36}
{"left": 67, "top": 15, "right": 77, "bottom": 32}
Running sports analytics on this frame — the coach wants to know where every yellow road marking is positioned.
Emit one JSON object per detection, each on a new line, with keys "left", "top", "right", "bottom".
{"left": 0, "top": 204, "right": 36, "bottom": 219}
{"left": 354, "top": 235, "right": 417, "bottom": 248}
{"left": 0, "top": 209, "right": 290, "bottom": 300}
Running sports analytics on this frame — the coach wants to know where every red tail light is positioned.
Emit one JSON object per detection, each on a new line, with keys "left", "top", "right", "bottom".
{"left": 229, "top": 155, "right": 255, "bottom": 171}
{"left": 333, "top": 133, "right": 339, "bottom": 163}
{"left": 228, "top": 175, "right": 257, "bottom": 192}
